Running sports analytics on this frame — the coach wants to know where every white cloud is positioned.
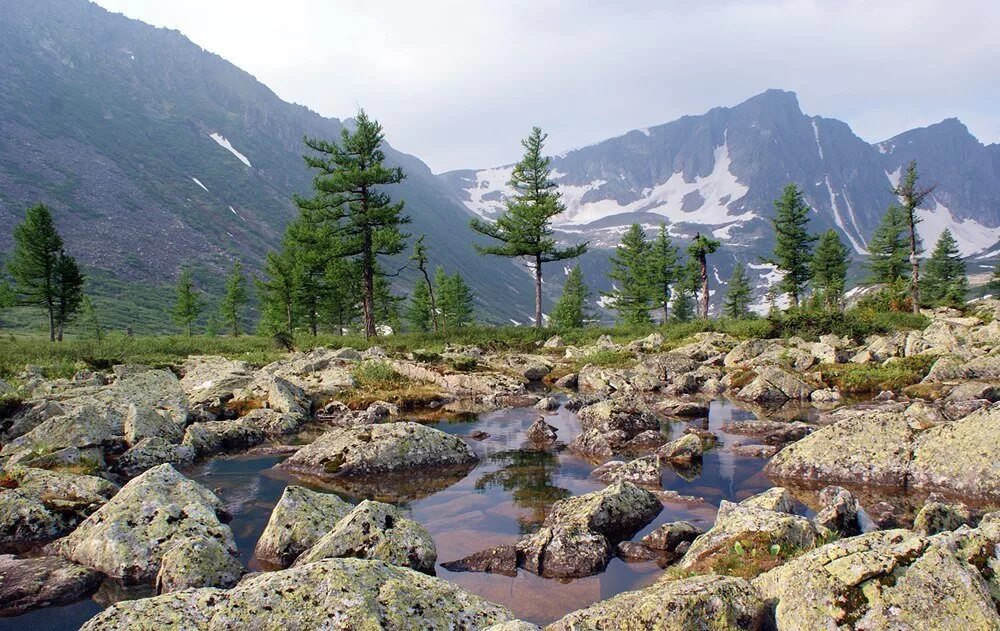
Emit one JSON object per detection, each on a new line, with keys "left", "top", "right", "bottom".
{"left": 93, "top": 0, "right": 1000, "bottom": 172}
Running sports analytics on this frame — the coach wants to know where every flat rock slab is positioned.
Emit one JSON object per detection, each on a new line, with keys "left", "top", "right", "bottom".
{"left": 0, "top": 554, "right": 100, "bottom": 617}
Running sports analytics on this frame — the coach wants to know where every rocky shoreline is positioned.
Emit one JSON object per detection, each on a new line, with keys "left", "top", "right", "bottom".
{"left": 2, "top": 302, "right": 1000, "bottom": 628}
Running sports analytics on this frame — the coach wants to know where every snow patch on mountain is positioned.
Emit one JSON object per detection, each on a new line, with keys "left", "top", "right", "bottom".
{"left": 811, "top": 120, "right": 824, "bottom": 160}
{"left": 916, "top": 198, "right": 1000, "bottom": 256}
{"left": 886, "top": 167, "right": 902, "bottom": 188}
{"left": 462, "top": 165, "right": 515, "bottom": 218}
{"left": 191, "top": 177, "right": 208, "bottom": 192}
{"left": 208, "top": 133, "right": 252, "bottom": 168}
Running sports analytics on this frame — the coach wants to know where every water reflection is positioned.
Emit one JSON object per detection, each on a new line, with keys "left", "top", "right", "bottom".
{"left": 474, "top": 449, "right": 572, "bottom": 534}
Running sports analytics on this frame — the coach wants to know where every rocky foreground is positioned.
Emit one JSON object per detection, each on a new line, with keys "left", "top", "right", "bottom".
{"left": 1, "top": 302, "right": 1000, "bottom": 628}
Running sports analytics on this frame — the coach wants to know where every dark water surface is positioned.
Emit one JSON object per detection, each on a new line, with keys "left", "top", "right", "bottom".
{"left": 2, "top": 398, "right": 796, "bottom": 629}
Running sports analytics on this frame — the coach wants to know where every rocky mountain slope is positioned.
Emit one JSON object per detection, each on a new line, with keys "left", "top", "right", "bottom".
{"left": 0, "top": 0, "right": 537, "bottom": 327}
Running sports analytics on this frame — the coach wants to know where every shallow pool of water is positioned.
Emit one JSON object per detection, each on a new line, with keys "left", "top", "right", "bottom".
{"left": 2, "top": 397, "right": 802, "bottom": 629}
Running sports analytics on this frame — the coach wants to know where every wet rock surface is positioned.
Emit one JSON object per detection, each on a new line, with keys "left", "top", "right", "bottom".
{"left": 0, "top": 554, "right": 101, "bottom": 617}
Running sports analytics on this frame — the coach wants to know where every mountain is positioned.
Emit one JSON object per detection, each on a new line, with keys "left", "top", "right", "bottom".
{"left": 443, "top": 90, "right": 1000, "bottom": 312}
{"left": 0, "top": 0, "right": 535, "bottom": 330}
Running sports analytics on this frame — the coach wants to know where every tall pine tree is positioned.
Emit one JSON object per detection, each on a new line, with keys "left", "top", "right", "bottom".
{"left": 173, "top": 268, "right": 205, "bottom": 337}
{"left": 551, "top": 265, "right": 590, "bottom": 328}
{"left": 405, "top": 279, "right": 433, "bottom": 332}
{"left": 256, "top": 250, "right": 298, "bottom": 335}
{"left": 866, "top": 204, "right": 910, "bottom": 284}
{"left": 688, "top": 233, "right": 720, "bottom": 319}
{"left": 811, "top": 229, "right": 851, "bottom": 310}
{"left": 766, "top": 183, "right": 817, "bottom": 308}
{"left": 437, "top": 268, "right": 475, "bottom": 329}
{"left": 986, "top": 260, "right": 1000, "bottom": 297}
{"left": 891, "top": 161, "right": 934, "bottom": 313}
{"left": 296, "top": 110, "right": 410, "bottom": 338}
{"left": 922, "top": 229, "right": 967, "bottom": 307}
{"left": 470, "top": 127, "right": 587, "bottom": 327}
{"left": 52, "top": 250, "right": 84, "bottom": 341}
{"left": 722, "top": 263, "right": 753, "bottom": 319}
{"left": 218, "top": 261, "right": 249, "bottom": 337}
{"left": 410, "top": 235, "right": 439, "bottom": 332}
{"left": 9, "top": 203, "right": 70, "bottom": 341}
{"left": 645, "top": 224, "right": 680, "bottom": 322}
{"left": 603, "top": 223, "right": 652, "bottom": 325}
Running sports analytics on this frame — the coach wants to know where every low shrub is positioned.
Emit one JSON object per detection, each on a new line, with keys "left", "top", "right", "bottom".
{"left": 818, "top": 355, "right": 936, "bottom": 394}
{"left": 351, "top": 361, "right": 409, "bottom": 390}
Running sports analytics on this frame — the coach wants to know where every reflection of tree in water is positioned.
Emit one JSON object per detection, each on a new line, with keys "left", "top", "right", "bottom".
{"left": 474, "top": 449, "right": 571, "bottom": 534}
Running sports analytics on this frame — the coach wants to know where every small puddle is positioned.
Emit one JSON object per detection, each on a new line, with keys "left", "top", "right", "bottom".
{"left": 1, "top": 398, "right": 816, "bottom": 629}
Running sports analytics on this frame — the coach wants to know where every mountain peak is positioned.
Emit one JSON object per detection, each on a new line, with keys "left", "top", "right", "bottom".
{"left": 738, "top": 88, "right": 801, "bottom": 111}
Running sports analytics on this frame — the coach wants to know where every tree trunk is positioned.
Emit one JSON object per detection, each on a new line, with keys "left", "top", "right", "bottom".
{"left": 699, "top": 256, "right": 709, "bottom": 319}
{"left": 362, "top": 229, "right": 376, "bottom": 339}
{"left": 534, "top": 254, "right": 543, "bottom": 328}
{"left": 285, "top": 301, "right": 293, "bottom": 335}
{"left": 47, "top": 298, "right": 55, "bottom": 342}
{"left": 421, "top": 267, "right": 439, "bottom": 333}
{"left": 662, "top": 299, "right": 669, "bottom": 324}
{"left": 789, "top": 291, "right": 799, "bottom": 309}
{"left": 909, "top": 220, "right": 920, "bottom": 313}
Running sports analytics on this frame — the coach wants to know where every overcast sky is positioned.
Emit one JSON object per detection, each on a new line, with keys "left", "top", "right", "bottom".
{"left": 92, "top": 0, "right": 999, "bottom": 173}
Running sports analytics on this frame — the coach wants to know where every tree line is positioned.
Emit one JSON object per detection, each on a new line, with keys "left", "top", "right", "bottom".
{"left": 0, "top": 112, "right": 985, "bottom": 341}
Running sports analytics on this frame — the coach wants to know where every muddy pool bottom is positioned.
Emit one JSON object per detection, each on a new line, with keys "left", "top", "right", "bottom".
{"left": 3, "top": 398, "right": 812, "bottom": 629}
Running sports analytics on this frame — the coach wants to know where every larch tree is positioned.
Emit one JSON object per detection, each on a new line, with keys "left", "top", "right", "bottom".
{"left": 8, "top": 203, "right": 69, "bottom": 341}
{"left": 373, "top": 271, "right": 404, "bottom": 333}
{"left": 296, "top": 109, "right": 410, "bottom": 338}
{"left": 603, "top": 223, "right": 652, "bottom": 325}
{"left": 80, "top": 295, "right": 103, "bottom": 342}
{"left": 922, "top": 229, "right": 967, "bottom": 307}
{"left": 551, "top": 265, "right": 590, "bottom": 328}
{"left": 173, "top": 268, "right": 205, "bottom": 337}
{"left": 687, "top": 233, "right": 721, "bottom": 319}
{"left": 470, "top": 126, "right": 587, "bottom": 327}
{"left": 722, "top": 263, "right": 754, "bottom": 319}
{"left": 766, "top": 183, "right": 817, "bottom": 308}
{"left": 891, "top": 161, "right": 935, "bottom": 313}
{"left": 219, "top": 260, "right": 249, "bottom": 337}
{"left": 436, "top": 267, "right": 475, "bottom": 329}
{"left": 52, "top": 250, "right": 84, "bottom": 341}
{"left": 645, "top": 223, "right": 681, "bottom": 322}
{"left": 986, "top": 260, "right": 1000, "bottom": 297}
{"left": 811, "top": 229, "right": 851, "bottom": 310}
{"left": 866, "top": 204, "right": 910, "bottom": 284}
{"left": 405, "top": 278, "right": 433, "bottom": 332}
{"left": 410, "top": 235, "right": 439, "bottom": 332}
{"left": 256, "top": 250, "right": 298, "bottom": 336}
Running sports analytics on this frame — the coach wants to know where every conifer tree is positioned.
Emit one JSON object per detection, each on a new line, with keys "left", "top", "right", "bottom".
{"left": 410, "top": 235, "right": 439, "bottom": 332}
{"left": 173, "top": 268, "right": 205, "bottom": 337}
{"left": 319, "top": 257, "right": 359, "bottom": 335}
{"left": 405, "top": 279, "right": 434, "bottom": 332}
{"left": 296, "top": 109, "right": 410, "bottom": 338}
{"left": 470, "top": 127, "right": 587, "bottom": 327}
{"left": 603, "top": 223, "right": 652, "bottom": 325}
{"left": 866, "top": 204, "right": 910, "bottom": 284}
{"left": 812, "top": 229, "right": 851, "bottom": 310}
{"left": 722, "top": 263, "right": 754, "bottom": 319}
{"left": 256, "top": 251, "right": 297, "bottom": 336}
{"left": 80, "top": 295, "right": 103, "bottom": 342}
{"left": 373, "top": 272, "right": 404, "bottom": 332}
{"left": 0, "top": 268, "right": 12, "bottom": 325}
{"left": 688, "top": 233, "right": 720, "bottom": 319}
{"left": 219, "top": 260, "right": 249, "bottom": 337}
{"left": 437, "top": 267, "right": 475, "bottom": 329}
{"left": 551, "top": 265, "right": 590, "bottom": 328}
{"left": 986, "top": 261, "right": 1000, "bottom": 297}
{"left": 51, "top": 250, "right": 84, "bottom": 341}
{"left": 765, "top": 184, "right": 817, "bottom": 307}
{"left": 922, "top": 229, "right": 967, "bottom": 307}
{"left": 645, "top": 224, "right": 680, "bottom": 322}
{"left": 670, "top": 284, "right": 695, "bottom": 322}
{"left": 891, "top": 161, "right": 935, "bottom": 313}
{"left": 8, "top": 203, "right": 71, "bottom": 341}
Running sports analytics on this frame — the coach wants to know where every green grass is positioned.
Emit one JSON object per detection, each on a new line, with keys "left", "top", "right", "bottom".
{"left": 574, "top": 348, "right": 636, "bottom": 369}
{"left": 818, "top": 355, "right": 937, "bottom": 395}
{"left": 351, "top": 360, "right": 409, "bottom": 390}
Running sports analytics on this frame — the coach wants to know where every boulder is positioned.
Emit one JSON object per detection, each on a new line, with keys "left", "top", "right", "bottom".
{"left": 516, "top": 481, "right": 661, "bottom": 578}
{"left": 912, "top": 500, "right": 973, "bottom": 535}
{"left": 534, "top": 396, "right": 560, "bottom": 412}
{"left": 181, "top": 419, "right": 266, "bottom": 458}
{"left": 55, "top": 464, "right": 237, "bottom": 585}
{"left": 526, "top": 417, "right": 558, "bottom": 446}
{"left": 548, "top": 575, "right": 765, "bottom": 631}
{"left": 0, "top": 399, "right": 64, "bottom": 443}
{"left": 753, "top": 529, "right": 1000, "bottom": 631}
{"left": 653, "top": 398, "right": 709, "bottom": 418}
{"left": 0, "top": 490, "right": 63, "bottom": 553}
{"left": 908, "top": 405, "right": 1000, "bottom": 500}
{"left": 238, "top": 408, "right": 307, "bottom": 437}
{"left": 253, "top": 485, "right": 353, "bottom": 568}
{"left": 113, "top": 437, "right": 195, "bottom": 479}
{"left": 740, "top": 487, "right": 795, "bottom": 513}
{"left": 640, "top": 521, "right": 704, "bottom": 552}
{"left": 294, "top": 500, "right": 436, "bottom": 574}
{"left": 656, "top": 433, "right": 704, "bottom": 466}
{"left": 180, "top": 356, "right": 253, "bottom": 411}
{"left": 122, "top": 404, "right": 183, "bottom": 445}
{"left": 554, "top": 373, "right": 578, "bottom": 389}
{"left": 267, "top": 376, "right": 308, "bottom": 416}
{"left": 81, "top": 558, "right": 515, "bottom": 630}
{"left": 812, "top": 486, "right": 868, "bottom": 537}
{"left": 1, "top": 404, "right": 123, "bottom": 465}
{"left": 543, "top": 335, "right": 564, "bottom": 348}
{"left": 155, "top": 535, "right": 244, "bottom": 593}
{"left": 591, "top": 455, "right": 661, "bottom": 486}
{"left": 441, "top": 545, "right": 518, "bottom": 577}
{"left": 278, "top": 422, "right": 477, "bottom": 479}
{"left": 0, "top": 554, "right": 101, "bottom": 617}
{"left": 736, "top": 365, "right": 815, "bottom": 403}
{"left": 628, "top": 353, "right": 701, "bottom": 392}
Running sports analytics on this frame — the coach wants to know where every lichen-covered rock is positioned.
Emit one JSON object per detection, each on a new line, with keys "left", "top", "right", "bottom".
{"left": 517, "top": 481, "right": 661, "bottom": 578}
{"left": 656, "top": 433, "right": 703, "bottom": 465}
{"left": 181, "top": 419, "right": 266, "bottom": 458}
{"left": 0, "top": 554, "right": 101, "bottom": 616}
{"left": 81, "top": 558, "right": 515, "bottom": 631}
{"left": 180, "top": 356, "right": 253, "bottom": 411}
{"left": 736, "top": 365, "right": 815, "bottom": 403}
{"left": 1, "top": 404, "right": 123, "bottom": 465}
{"left": 266, "top": 376, "right": 308, "bottom": 416}
{"left": 912, "top": 500, "right": 972, "bottom": 535}
{"left": 55, "top": 464, "right": 236, "bottom": 585}
{"left": 238, "top": 408, "right": 307, "bottom": 437}
{"left": 123, "top": 404, "right": 184, "bottom": 445}
{"left": 640, "top": 521, "right": 704, "bottom": 552}
{"left": 155, "top": 536, "right": 243, "bottom": 593}
{"left": 679, "top": 496, "right": 818, "bottom": 575}
{"left": 908, "top": 405, "right": 1000, "bottom": 500}
{"left": 653, "top": 398, "right": 709, "bottom": 418}
{"left": 253, "top": 485, "right": 353, "bottom": 568}
{"left": 627, "top": 353, "right": 701, "bottom": 392}
{"left": 547, "top": 574, "right": 765, "bottom": 630}
{"left": 483, "top": 622, "right": 539, "bottom": 631}
{"left": 0, "top": 399, "right": 64, "bottom": 443}
{"left": 591, "top": 455, "right": 660, "bottom": 486}
{"left": 0, "top": 490, "right": 62, "bottom": 553}
{"left": 739, "top": 487, "right": 795, "bottom": 513}
{"left": 753, "top": 529, "right": 1000, "bottom": 631}
{"left": 526, "top": 417, "right": 558, "bottom": 445}
{"left": 112, "top": 437, "right": 195, "bottom": 479}
{"left": 441, "top": 545, "right": 518, "bottom": 577}
{"left": 294, "top": 500, "right": 436, "bottom": 573}
{"left": 277, "top": 422, "right": 477, "bottom": 479}
{"left": 765, "top": 412, "right": 916, "bottom": 488}
{"left": 813, "top": 486, "right": 868, "bottom": 537}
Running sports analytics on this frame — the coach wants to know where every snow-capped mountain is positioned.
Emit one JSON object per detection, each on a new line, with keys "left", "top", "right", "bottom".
{"left": 442, "top": 90, "right": 1000, "bottom": 260}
